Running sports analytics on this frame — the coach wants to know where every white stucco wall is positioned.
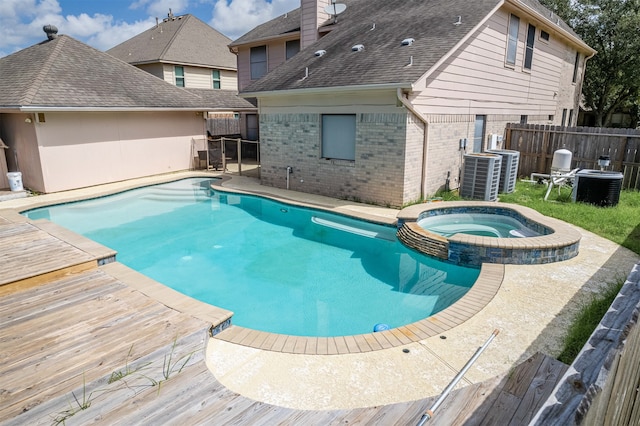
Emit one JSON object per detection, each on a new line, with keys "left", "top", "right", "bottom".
{"left": 29, "top": 111, "right": 205, "bottom": 193}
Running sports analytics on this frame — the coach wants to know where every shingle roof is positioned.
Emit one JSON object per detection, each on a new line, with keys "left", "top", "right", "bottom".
{"left": 241, "top": 0, "right": 592, "bottom": 95}
{"left": 0, "top": 35, "right": 250, "bottom": 110}
{"left": 107, "top": 14, "right": 236, "bottom": 70}
{"left": 185, "top": 89, "right": 257, "bottom": 109}
{"left": 229, "top": 8, "right": 301, "bottom": 46}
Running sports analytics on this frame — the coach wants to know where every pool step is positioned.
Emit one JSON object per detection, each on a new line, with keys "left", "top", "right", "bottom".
{"left": 0, "top": 215, "right": 116, "bottom": 293}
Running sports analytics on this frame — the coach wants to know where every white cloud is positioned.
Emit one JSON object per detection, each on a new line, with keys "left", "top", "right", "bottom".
{"left": 210, "top": 0, "right": 299, "bottom": 40}
{"left": 86, "top": 19, "right": 156, "bottom": 51}
{"left": 0, "top": 0, "right": 64, "bottom": 56}
{"left": 131, "top": 0, "right": 191, "bottom": 19}
{"left": 0, "top": 0, "right": 301, "bottom": 57}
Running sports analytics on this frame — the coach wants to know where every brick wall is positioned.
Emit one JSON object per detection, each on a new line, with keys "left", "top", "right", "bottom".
{"left": 259, "top": 112, "right": 415, "bottom": 207}
{"left": 259, "top": 111, "right": 552, "bottom": 205}
{"left": 422, "top": 114, "right": 552, "bottom": 196}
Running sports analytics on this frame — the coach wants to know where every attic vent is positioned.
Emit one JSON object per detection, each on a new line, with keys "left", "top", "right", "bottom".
{"left": 351, "top": 44, "right": 364, "bottom": 52}
{"left": 43, "top": 25, "right": 58, "bottom": 40}
{"left": 401, "top": 38, "right": 414, "bottom": 46}
{"left": 315, "top": 50, "right": 327, "bottom": 57}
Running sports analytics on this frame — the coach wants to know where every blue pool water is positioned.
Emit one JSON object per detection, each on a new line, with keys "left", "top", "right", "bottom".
{"left": 24, "top": 178, "right": 479, "bottom": 337}
{"left": 418, "top": 213, "right": 540, "bottom": 238}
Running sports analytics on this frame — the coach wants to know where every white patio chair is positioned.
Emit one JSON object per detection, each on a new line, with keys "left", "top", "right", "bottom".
{"left": 544, "top": 168, "right": 580, "bottom": 200}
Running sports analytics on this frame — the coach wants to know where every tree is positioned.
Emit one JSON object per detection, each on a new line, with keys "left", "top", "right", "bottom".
{"left": 541, "top": 0, "right": 640, "bottom": 127}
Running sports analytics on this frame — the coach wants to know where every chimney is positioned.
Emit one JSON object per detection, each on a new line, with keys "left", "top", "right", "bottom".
{"left": 300, "top": 0, "right": 331, "bottom": 50}
{"left": 43, "top": 25, "right": 58, "bottom": 40}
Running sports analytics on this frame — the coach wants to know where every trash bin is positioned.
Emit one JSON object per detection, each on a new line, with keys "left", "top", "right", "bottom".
{"left": 6, "top": 172, "right": 23, "bottom": 192}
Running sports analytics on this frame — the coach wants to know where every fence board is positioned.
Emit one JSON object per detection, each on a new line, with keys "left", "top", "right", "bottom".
{"left": 505, "top": 123, "right": 640, "bottom": 190}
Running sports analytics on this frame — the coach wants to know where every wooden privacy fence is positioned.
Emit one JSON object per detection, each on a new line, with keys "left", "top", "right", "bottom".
{"left": 504, "top": 123, "right": 640, "bottom": 190}
{"left": 582, "top": 309, "right": 640, "bottom": 426}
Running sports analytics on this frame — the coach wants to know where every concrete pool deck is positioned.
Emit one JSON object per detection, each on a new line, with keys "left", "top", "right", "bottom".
{"left": 2, "top": 170, "right": 639, "bottom": 412}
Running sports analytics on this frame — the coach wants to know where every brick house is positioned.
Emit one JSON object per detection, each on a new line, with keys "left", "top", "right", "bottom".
{"left": 230, "top": 0, "right": 595, "bottom": 207}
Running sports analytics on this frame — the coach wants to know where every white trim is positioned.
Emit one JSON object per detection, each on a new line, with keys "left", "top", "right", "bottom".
{"left": 241, "top": 82, "right": 412, "bottom": 98}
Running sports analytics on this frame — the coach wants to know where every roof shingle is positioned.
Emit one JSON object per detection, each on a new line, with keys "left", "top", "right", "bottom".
{"left": 0, "top": 35, "right": 252, "bottom": 110}
{"left": 240, "top": 0, "right": 591, "bottom": 95}
{"left": 107, "top": 14, "right": 236, "bottom": 70}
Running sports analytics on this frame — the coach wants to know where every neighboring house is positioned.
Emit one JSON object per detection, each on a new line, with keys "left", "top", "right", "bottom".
{"left": 0, "top": 26, "right": 252, "bottom": 193}
{"left": 108, "top": 11, "right": 238, "bottom": 91}
{"left": 231, "top": 0, "right": 595, "bottom": 207}
{"left": 108, "top": 12, "right": 258, "bottom": 140}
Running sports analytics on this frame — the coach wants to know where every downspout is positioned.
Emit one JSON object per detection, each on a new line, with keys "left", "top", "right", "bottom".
{"left": 396, "top": 88, "right": 430, "bottom": 201}
{"left": 576, "top": 51, "right": 596, "bottom": 126}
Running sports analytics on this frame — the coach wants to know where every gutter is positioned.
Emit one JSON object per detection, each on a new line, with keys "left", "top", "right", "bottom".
{"left": 14, "top": 107, "right": 212, "bottom": 112}
{"left": 396, "top": 88, "right": 430, "bottom": 201}
{"left": 508, "top": 0, "right": 595, "bottom": 55}
{"left": 229, "top": 31, "right": 301, "bottom": 51}
{"left": 241, "top": 82, "right": 412, "bottom": 98}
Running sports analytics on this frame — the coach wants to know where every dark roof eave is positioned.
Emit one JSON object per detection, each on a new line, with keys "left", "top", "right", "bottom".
{"left": 228, "top": 30, "right": 301, "bottom": 48}
{"left": 240, "top": 82, "right": 414, "bottom": 98}
{"left": 156, "top": 60, "right": 237, "bottom": 71}
{"left": 13, "top": 106, "right": 212, "bottom": 112}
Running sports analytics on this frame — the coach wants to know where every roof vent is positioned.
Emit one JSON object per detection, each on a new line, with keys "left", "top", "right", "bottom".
{"left": 454, "top": 16, "right": 462, "bottom": 25}
{"left": 43, "top": 25, "right": 58, "bottom": 40}
{"left": 401, "top": 38, "right": 414, "bottom": 46}
{"left": 314, "top": 50, "right": 327, "bottom": 57}
{"left": 351, "top": 44, "right": 364, "bottom": 52}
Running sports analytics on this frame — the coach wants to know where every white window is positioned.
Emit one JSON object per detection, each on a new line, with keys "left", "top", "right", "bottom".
{"left": 506, "top": 14, "right": 520, "bottom": 66}
{"left": 175, "top": 66, "right": 185, "bottom": 87}
{"left": 524, "top": 24, "right": 536, "bottom": 70}
{"left": 322, "top": 114, "right": 356, "bottom": 161}
{"left": 250, "top": 46, "right": 267, "bottom": 80}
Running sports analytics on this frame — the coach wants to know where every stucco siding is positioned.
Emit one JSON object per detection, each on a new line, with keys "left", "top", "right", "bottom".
{"left": 0, "top": 113, "right": 45, "bottom": 191}
{"left": 412, "top": 8, "right": 579, "bottom": 120}
{"left": 31, "top": 111, "right": 204, "bottom": 193}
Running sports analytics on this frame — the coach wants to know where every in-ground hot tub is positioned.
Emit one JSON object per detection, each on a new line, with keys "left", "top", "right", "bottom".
{"left": 396, "top": 202, "right": 581, "bottom": 267}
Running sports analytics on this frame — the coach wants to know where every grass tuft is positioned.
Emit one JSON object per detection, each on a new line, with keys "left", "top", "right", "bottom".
{"left": 556, "top": 280, "right": 624, "bottom": 364}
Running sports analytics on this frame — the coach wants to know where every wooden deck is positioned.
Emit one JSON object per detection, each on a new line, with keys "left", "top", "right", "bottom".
{"left": 0, "top": 215, "right": 568, "bottom": 425}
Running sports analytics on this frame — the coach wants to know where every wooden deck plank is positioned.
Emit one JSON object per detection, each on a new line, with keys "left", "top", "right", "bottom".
{"left": 508, "top": 355, "right": 569, "bottom": 426}
{"left": 0, "top": 219, "right": 567, "bottom": 425}
{"left": 0, "top": 222, "right": 96, "bottom": 285}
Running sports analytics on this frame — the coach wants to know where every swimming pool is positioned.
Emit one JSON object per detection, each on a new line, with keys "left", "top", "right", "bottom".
{"left": 23, "top": 178, "right": 479, "bottom": 337}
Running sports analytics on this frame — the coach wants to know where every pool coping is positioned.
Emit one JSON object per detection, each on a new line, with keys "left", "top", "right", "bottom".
{"left": 213, "top": 262, "right": 504, "bottom": 354}
{"left": 2, "top": 173, "right": 506, "bottom": 356}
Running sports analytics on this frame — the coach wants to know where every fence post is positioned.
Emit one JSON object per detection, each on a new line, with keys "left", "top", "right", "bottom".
{"left": 237, "top": 138, "right": 242, "bottom": 176}
{"left": 221, "top": 137, "right": 227, "bottom": 172}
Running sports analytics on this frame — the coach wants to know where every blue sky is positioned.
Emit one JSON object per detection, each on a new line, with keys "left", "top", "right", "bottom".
{"left": 0, "top": 0, "right": 299, "bottom": 58}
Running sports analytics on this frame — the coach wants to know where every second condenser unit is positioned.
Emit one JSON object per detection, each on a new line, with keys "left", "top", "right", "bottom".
{"left": 460, "top": 153, "right": 502, "bottom": 201}
{"left": 486, "top": 149, "right": 520, "bottom": 194}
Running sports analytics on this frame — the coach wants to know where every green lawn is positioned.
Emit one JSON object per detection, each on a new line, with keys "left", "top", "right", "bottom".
{"left": 498, "top": 181, "right": 640, "bottom": 256}
{"left": 435, "top": 180, "right": 640, "bottom": 363}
